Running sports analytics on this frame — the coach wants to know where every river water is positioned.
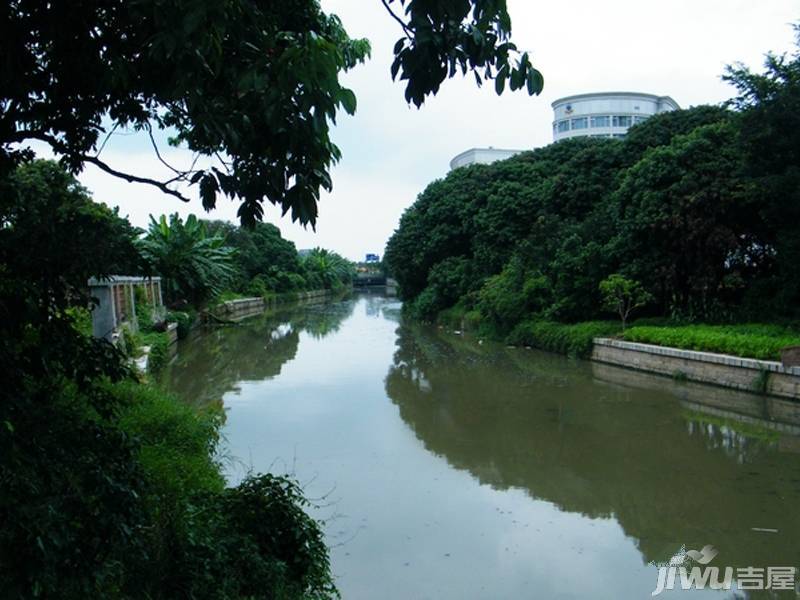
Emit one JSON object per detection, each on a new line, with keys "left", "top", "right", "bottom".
{"left": 163, "top": 293, "right": 800, "bottom": 599}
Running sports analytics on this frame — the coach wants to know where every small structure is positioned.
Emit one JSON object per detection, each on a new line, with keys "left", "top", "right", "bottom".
{"left": 449, "top": 147, "right": 524, "bottom": 171}
{"left": 88, "top": 276, "right": 165, "bottom": 341}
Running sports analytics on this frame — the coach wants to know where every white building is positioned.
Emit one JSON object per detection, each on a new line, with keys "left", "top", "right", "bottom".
{"left": 552, "top": 92, "right": 679, "bottom": 142}
{"left": 449, "top": 147, "right": 524, "bottom": 171}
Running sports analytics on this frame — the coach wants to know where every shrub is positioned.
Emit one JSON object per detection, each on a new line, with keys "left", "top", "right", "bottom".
{"left": 622, "top": 324, "right": 800, "bottom": 360}
{"left": 507, "top": 320, "right": 621, "bottom": 357}
{"left": 112, "top": 381, "right": 224, "bottom": 503}
{"left": 134, "top": 286, "right": 156, "bottom": 332}
{"left": 167, "top": 310, "right": 196, "bottom": 340}
{"left": 66, "top": 305, "right": 93, "bottom": 337}
{"left": 142, "top": 332, "right": 169, "bottom": 375}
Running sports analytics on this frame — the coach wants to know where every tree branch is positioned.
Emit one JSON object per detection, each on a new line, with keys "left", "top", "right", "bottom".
{"left": 380, "top": 0, "right": 413, "bottom": 36}
{"left": 146, "top": 123, "right": 184, "bottom": 177}
{"left": 82, "top": 155, "right": 190, "bottom": 202}
{"left": 15, "top": 130, "right": 192, "bottom": 203}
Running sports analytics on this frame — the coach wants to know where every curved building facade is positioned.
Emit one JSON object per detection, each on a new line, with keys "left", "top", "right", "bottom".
{"left": 552, "top": 92, "right": 679, "bottom": 142}
{"left": 449, "top": 147, "right": 523, "bottom": 171}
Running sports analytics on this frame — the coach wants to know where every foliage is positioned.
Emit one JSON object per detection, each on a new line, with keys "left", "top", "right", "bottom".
{"left": 724, "top": 24, "right": 800, "bottom": 315}
{"left": 142, "top": 332, "right": 170, "bottom": 375}
{"left": 205, "top": 220, "right": 305, "bottom": 294}
{"left": 386, "top": 0, "right": 543, "bottom": 106}
{"left": 622, "top": 324, "right": 800, "bottom": 361}
{"left": 599, "top": 274, "right": 653, "bottom": 331}
{"left": 134, "top": 286, "right": 156, "bottom": 332}
{"left": 0, "top": 377, "right": 146, "bottom": 599}
{"left": 0, "top": 160, "right": 338, "bottom": 598}
{"left": 507, "top": 320, "right": 621, "bottom": 357}
{"left": 408, "top": 256, "right": 471, "bottom": 321}
{"left": 614, "top": 122, "right": 765, "bottom": 315}
{"left": 66, "top": 306, "right": 94, "bottom": 338}
{"left": 139, "top": 214, "right": 236, "bottom": 307}
{"left": 301, "top": 248, "right": 355, "bottom": 291}
{"left": 2, "top": 0, "right": 537, "bottom": 227}
{"left": 112, "top": 380, "right": 225, "bottom": 507}
{"left": 387, "top": 33, "right": 800, "bottom": 330}
{"left": 167, "top": 310, "right": 197, "bottom": 340}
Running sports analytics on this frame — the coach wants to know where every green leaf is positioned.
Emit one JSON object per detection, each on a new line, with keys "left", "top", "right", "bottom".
{"left": 339, "top": 88, "right": 357, "bottom": 114}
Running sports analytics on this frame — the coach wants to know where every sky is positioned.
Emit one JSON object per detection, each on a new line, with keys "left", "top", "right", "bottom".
{"left": 44, "top": 1, "right": 800, "bottom": 261}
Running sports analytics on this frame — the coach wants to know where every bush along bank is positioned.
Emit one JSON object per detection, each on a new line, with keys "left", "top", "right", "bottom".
{"left": 387, "top": 37, "right": 800, "bottom": 369}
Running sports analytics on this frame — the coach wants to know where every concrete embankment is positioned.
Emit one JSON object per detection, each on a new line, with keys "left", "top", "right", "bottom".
{"left": 211, "top": 289, "right": 339, "bottom": 323}
{"left": 591, "top": 338, "right": 800, "bottom": 400}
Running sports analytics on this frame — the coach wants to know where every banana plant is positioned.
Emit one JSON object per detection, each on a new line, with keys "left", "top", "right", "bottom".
{"left": 138, "top": 213, "right": 236, "bottom": 306}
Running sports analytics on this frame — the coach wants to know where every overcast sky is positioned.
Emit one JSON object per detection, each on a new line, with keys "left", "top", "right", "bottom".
{"left": 69, "top": 0, "right": 798, "bottom": 260}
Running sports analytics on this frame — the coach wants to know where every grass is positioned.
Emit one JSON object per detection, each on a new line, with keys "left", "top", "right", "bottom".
{"left": 437, "top": 302, "right": 483, "bottom": 332}
{"left": 622, "top": 323, "right": 800, "bottom": 361}
{"left": 112, "top": 380, "right": 225, "bottom": 502}
{"left": 507, "top": 320, "right": 621, "bottom": 357}
{"left": 141, "top": 331, "right": 170, "bottom": 375}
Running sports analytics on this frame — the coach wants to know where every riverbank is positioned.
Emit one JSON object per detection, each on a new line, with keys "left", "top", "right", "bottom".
{"left": 434, "top": 307, "right": 800, "bottom": 399}
{"left": 210, "top": 288, "right": 341, "bottom": 322}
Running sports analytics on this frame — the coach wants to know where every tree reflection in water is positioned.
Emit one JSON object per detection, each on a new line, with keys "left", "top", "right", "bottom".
{"left": 385, "top": 323, "right": 800, "bottom": 581}
{"left": 162, "top": 299, "right": 356, "bottom": 407}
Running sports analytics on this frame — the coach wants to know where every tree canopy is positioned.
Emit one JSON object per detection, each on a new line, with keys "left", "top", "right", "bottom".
{"left": 386, "top": 64, "right": 800, "bottom": 328}
{"left": 1, "top": 0, "right": 541, "bottom": 227}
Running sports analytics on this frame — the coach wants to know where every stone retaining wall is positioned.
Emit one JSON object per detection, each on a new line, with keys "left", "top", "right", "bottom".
{"left": 213, "top": 297, "right": 265, "bottom": 321}
{"left": 166, "top": 322, "right": 179, "bottom": 346}
{"left": 591, "top": 338, "right": 800, "bottom": 400}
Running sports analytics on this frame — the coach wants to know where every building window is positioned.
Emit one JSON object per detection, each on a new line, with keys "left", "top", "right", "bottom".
{"left": 633, "top": 115, "right": 648, "bottom": 124}
{"left": 571, "top": 117, "right": 588, "bottom": 130}
{"left": 612, "top": 115, "right": 632, "bottom": 128}
{"left": 557, "top": 120, "right": 570, "bottom": 133}
{"left": 590, "top": 115, "right": 610, "bottom": 128}
{"left": 612, "top": 133, "right": 626, "bottom": 139}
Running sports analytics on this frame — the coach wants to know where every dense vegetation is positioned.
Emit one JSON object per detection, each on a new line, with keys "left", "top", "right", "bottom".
{"left": 204, "top": 220, "right": 355, "bottom": 300}
{"left": 386, "top": 32, "right": 800, "bottom": 355}
{"left": 0, "top": 161, "right": 341, "bottom": 598}
{"left": 1, "top": 2, "right": 545, "bottom": 597}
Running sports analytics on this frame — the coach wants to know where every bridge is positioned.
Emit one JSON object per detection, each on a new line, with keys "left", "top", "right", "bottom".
{"left": 353, "top": 274, "right": 397, "bottom": 291}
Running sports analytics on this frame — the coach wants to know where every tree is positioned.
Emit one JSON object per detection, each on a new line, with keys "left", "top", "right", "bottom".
{"left": 138, "top": 214, "right": 236, "bottom": 306}
{"left": 599, "top": 274, "right": 653, "bottom": 331}
{"left": 205, "top": 220, "right": 303, "bottom": 292}
{"left": 1, "top": 0, "right": 541, "bottom": 227}
{"left": 615, "top": 122, "right": 765, "bottom": 317}
{"left": 724, "top": 24, "right": 800, "bottom": 315}
{"left": 301, "top": 248, "right": 354, "bottom": 290}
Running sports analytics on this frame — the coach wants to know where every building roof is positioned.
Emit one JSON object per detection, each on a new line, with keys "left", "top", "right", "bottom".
{"left": 551, "top": 91, "right": 680, "bottom": 109}
{"left": 88, "top": 275, "right": 162, "bottom": 286}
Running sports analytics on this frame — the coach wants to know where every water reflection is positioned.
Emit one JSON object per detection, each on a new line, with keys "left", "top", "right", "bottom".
{"left": 162, "top": 299, "right": 355, "bottom": 406}
{"left": 385, "top": 323, "right": 800, "bottom": 579}
{"left": 164, "top": 296, "right": 800, "bottom": 598}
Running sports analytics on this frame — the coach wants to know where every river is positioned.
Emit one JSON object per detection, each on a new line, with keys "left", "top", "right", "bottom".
{"left": 163, "top": 293, "right": 800, "bottom": 599}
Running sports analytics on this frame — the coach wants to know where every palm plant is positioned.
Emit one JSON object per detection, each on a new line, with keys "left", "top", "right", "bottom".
{"left": 301, "top": 248, "right": 354, "bottom": 289}
{"left": 138, "top": 214, "right": 236, "bottom": 306}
